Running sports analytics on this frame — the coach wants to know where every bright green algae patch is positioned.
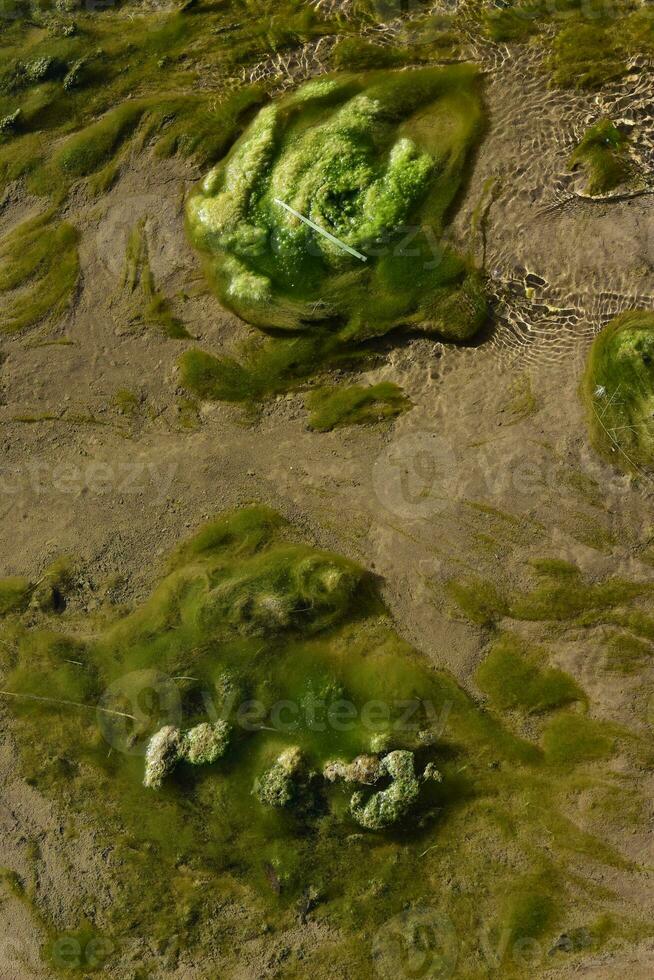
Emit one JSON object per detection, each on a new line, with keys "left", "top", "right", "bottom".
{"left": 582, "top": 310, "right": 654, "bottom": 471}
{"left": 0, "top": 507, "right": 648, "bottom": 974}
{"left": 186, "top": 66, "right": 487, "bottom": 342}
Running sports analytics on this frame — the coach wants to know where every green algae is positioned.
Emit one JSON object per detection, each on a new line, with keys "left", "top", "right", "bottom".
{"left": 542, "top": 714, "right": 616, "bottom": 767}
{"left": 448, "top": 558, "right": 654, "bottom": 629}
{"left": 501, "top": 372, "right": 540, "bottom": 425}
{"left": 484, "top": 5, "right": 542, "bottom": 42}
{"left": 570, "top": 119, "right": 632, "bottom": 196}
{"left": 0, "top": 1, "right": 338, "bottom": 200}
{"left": 446, "top": 576, "right": 509, "bottom": 626}
{"left": 582, "top": 310, "right": 654, "bottom": 472}
{"left": 502, "top": 868, "right": 559, "bottom": 949}
{"left": 31, "top": 556, "right": 77, "bottom": 614}
{"left": 113, "top": 388, "right": 140, "bottom": 417}
{"left": 547, "top": 5, "right": 654, "bottom": 89}
{"left": 0, "top": 577, "right": 32, "bottom": 615}
{"left": 179, "top": 332, "right": 367, "bottom": 404}
{"left": 476, "top": 633, "right": 584, "bottom": 714}
{"left": 480, "top": 0, "right": 654, "bottom": 89}
{"left": 186, "top": 66, "right": 487, "bottom": 342}
{"left": 0, "top": 209, "right": 79, "bottom": 334}
{"left": 0, "top": 506, "right": 646, "bottom": 975}
{"left": 604, "top": 631, "right": 653, "bottom": 674}
{"left": 54, "top": 101, "right": 147, "bottom": 179}
{"left": 2, "top": 5, "right": 493, "bottom": 394}
{"left": 306, "top": 381, "right": 410, "bottom": 431}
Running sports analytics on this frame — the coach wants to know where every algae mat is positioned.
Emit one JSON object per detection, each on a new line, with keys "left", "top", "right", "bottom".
{"left": 1, "top": 507, "right": 653, "bottom": 976}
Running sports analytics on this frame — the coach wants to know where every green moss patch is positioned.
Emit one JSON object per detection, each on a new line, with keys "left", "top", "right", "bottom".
{"left": 484, "top": 5, "right": 542, "bottom": 42}
{"left": 604, "top": 632, "right": 653, "bottom": 674}
{"left": 570, "top": 119, "right": 632, "bottom": 196}
{"left": 0, "top": 577, "right": 32, "bottom": 615}
{"left": 476, "top": 633, "right": 583, "bottom": 714}
{"left": 123, "top": 219, "right": 189, "bottom": 339}
{"left": 582, "top": 310, "right": 654, "bottom": 472}
{"left": 54, "top": 102, "right": 146, "bottom": 179}
{"left": 179, "top": 333, "right": 355, "bottom": 403}
{"left": 446, "top": 576, "right": 509, "bottom": 626}
{"left": 542, "top": 714, "right": 616, "bottom": 767}
{"left": 502, "top": 868, "right": 560, "bottom": 949}
{"left": 0, "top": 210, "right": 79, "bottom": 334}
{"left": 448, "top": 558, "right": 654, "bottom": 632}
{"left": 549, "top": 8, "right": 654, "bottom": 89}
{"left": 306, "top": 382, "right": 410, "bottom": 431}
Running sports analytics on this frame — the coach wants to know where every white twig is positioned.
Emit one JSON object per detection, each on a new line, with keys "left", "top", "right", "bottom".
{"left": 273, "top": 198, "right": 367, "bottom": 262}
{"left": 0, "top": 689, "right": 137, "bottom": 720}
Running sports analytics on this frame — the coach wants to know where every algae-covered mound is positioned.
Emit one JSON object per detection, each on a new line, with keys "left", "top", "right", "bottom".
{"left": 569, "top": 119, "right": 632, "bottom": 196}
{"left": 144, "top": 720, "right": 231, "bottom": 788}
{"left": 187, "top": 66, "right": 487, "bottom": 342}
{"left": 0, "top": 505, "right": 644, "bottom": 970}
{"left": 350, "top": 749, "right": 421, "bottom": 830}
{"left": 583, "top": 310, "right": 654, "bottom": 471}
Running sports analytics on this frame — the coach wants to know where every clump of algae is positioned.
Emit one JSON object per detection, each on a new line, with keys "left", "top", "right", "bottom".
{"left": 186, "top": 66, "right": 487, "bottom": 343}
{"left": 476, "top": 632, "right": 584, "bottom": 715}
{"left": 306, "top": 382, "right": 410, "bottom": 431}
{"left": 448, "top": 557, "right": 654, "bottom": 628}
{"left": 582, "top": 310, "right": 654, "bottom": 471}
{"left": 569, "top": 119, "right": 633, "bottom": 196}
{"left": 0, "top": 506, "right": 649, "bottom": 975}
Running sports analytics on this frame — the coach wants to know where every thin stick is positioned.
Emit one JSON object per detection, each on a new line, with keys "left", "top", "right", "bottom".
{"left": 591, "top": 401, "right": 650, "bottom": 481}
{"left": 600, "top": 383, "right": 622, "bottom": 419}
{"left": 0, "top": 689, "right": 137, "bottom": 720}
{"left": 273, "top": 198, "right": 367, "bottom": 262}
